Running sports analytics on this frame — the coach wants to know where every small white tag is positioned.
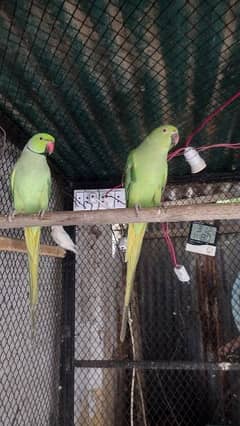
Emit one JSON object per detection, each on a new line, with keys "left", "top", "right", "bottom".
{"left": 186, "top": 243, "right": 216, "bottom": 256}
{"left": 174, "top": 265, "right": 190, "bottom": 283}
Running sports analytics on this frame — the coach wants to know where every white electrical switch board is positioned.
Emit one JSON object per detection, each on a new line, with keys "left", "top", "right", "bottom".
{"left": 73, "top": 188, "right": 126, "bottom": 211}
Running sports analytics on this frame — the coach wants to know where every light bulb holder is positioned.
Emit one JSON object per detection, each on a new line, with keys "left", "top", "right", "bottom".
{"left": 184, "top": 147, "right": 207, "bottom": 174}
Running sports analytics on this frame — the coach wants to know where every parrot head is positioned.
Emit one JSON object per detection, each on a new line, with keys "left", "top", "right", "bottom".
{"left": 27, "top": 133, "right": 55, "bottom": 155}
{"left": 150, "top": 125, "right": 179, "bottom": 151}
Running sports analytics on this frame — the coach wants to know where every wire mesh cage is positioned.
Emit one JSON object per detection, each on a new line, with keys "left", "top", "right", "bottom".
{"left": 74, "top": 179, "right": 240, "bottom": 426}
{"left": 1, "top": 0, "right": 240, "bottom": 182}
{"left": 0, "top": 140, "right": 63, "bottom": 425}
{"left": 1, "top": 1, "right": 240, "bottom": 425}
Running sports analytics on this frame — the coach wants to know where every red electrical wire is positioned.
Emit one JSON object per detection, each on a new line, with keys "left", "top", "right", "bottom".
{"left": 168, "top": 90, "right": 240, "bottom": 160}
{"left": 105, "top": 91, "right": 240, "bottom": 267}
{"left": 184, "top": 90, "right": 240, "bottom": 147}
{"left": 168, "top": 142, "right": 240, "bottom": 161}
{"left": 161, "top": 223, "right": 178, "bottom": 267}
{"left": 104, "top": 183, "right": 123, "bottom": 198}
{"left": 166, "top": 90, "right": 240, "bottom": 266}
{"left": 107, "top": 91, "right": 240, "bottom": 186}
{"left": 198, "top": 142, "right": 240, "bottom": 152}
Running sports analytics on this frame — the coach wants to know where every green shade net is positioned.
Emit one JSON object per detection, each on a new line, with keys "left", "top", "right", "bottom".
{"left": 0, "top": 0, "right": 240, "bottom": 183}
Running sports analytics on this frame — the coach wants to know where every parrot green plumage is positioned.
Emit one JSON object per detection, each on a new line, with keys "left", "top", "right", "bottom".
{"left": 10, "top": 133, "right": 55, "bottom": 333}
{"left": 120, "top": 125, "right": 179, "bottom": 342}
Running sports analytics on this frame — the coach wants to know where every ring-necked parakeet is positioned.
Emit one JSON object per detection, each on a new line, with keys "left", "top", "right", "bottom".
{"left": 120, "top": 125, "right": 179, "bottom": 342}
{"left": 10, "top": 133, "right": 55, "bottom": 333}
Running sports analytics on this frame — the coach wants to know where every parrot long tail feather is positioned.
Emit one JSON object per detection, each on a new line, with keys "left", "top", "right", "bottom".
{"left": 120, "top": 222, "right": 147, "bottom": 342}
{"left": 24, "top": 226, "right": 41, "bottom": 337}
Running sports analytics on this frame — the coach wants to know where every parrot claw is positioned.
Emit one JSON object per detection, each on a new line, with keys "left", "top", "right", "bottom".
{"left": 134, "top": 204, "right": 141, "bottom": 216}
{"left": 38, "top": 209, "right": 46, "bottom": 219}
{"left": 8, "top": 210, "right": 16, "bottom": 222}
{"left": 157, "top": 205, "right": 168, "bottom": 215}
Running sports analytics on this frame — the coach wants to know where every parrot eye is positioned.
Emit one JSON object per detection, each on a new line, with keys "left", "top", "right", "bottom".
{"left": 39, "top": 137, "right": 43, "bottom": 140}
{"left": 163, "top": 128, "right": 167, "bottom": 132}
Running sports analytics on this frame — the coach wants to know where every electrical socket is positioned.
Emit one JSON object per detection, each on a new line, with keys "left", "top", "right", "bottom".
{"left": 74, "top": 191, "right": 84, "bottom": 210}
{"left": 73, "top": 188, "right": 126, "bottom": 211}
{"left": 100, "top": 190, "right": 115, "bottom": 209}
{"left": 114, "top": 189, "right": 126, "bottom": 208}
{"left": 88, "top": 191, "right": 100, "bottom": 210}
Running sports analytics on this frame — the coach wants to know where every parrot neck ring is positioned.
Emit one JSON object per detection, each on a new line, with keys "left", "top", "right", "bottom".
{"left": 27, "top": 146, "right": 46, "bottom": 156}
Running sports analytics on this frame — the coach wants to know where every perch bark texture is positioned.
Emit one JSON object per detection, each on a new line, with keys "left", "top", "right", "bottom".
{"left": 0, "top": 203, "right": 240, "bottom": 228}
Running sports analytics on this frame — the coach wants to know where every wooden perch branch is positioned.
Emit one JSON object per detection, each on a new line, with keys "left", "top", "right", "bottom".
{"left": 0, "top": 236, "right": 66, "bottom": 258}
{"left": 0, "top": 202, "right": 240, "bottom": 228}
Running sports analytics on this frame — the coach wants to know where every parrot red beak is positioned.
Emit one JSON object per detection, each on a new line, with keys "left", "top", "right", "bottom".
{"left": 46, "top": 141, "right": 55, "bottom": 155}
{"left": 171, "top": 131, "right": 179, "bottom": 147}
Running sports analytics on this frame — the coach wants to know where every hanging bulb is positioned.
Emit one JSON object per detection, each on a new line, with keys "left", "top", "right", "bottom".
{"left": 184, "top": 147, "right": 207, "bottom": 173}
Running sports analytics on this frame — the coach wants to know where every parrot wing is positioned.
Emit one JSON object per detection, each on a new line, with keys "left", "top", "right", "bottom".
{"left": 161, "top": 163, "right": 168, "bottom": 198}
{"left": 152, "top": 165, "right": 168, "bottom": 206}
{"left": 124, "top": 150, "right": 135, "bottom": 205}
{"left": 47, "top": 174, "right": 51, "bottom": 204}
{"left": 39, "top": 174, "right": 51, "bottom": 212}
{"left": 10, "top": 167, "right": 16, "bottom": 197}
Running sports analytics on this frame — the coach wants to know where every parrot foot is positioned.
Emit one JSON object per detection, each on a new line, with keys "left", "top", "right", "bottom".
{"left": 134, "top": 204, "right": 141, "bottom": 216}
{"left": 157, "top": 205, "right": 168, "bottom": 215}
{"left": 8, "top": 210, "right": 16, "bottom": 222}
{"left": 38, "top": 209, "right": 46, "bottom": 219}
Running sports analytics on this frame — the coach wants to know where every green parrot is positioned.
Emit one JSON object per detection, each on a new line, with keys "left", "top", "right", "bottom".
{"left": 10, "top": 133, "right": 55, "bottom": 333}
{"left": 120, "top": 125, "right": 179, "bottom": 342}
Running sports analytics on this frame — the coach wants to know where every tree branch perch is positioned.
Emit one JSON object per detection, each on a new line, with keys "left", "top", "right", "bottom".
{"left": 0, "top": 203, "right": 239, "bottom": 228}
{"left": 0, "top": 236, "right": 65, "bottom": 258}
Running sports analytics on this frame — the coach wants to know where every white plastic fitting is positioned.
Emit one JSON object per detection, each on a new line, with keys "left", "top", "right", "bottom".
{"left": 118, "top": 236, "right": 127, "bottom": 252}
{"left": 174, "top": 265, "right": 190, "bottom": 283}
{"left": 184, "top": 147, "right": 207, "bottom": 174}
